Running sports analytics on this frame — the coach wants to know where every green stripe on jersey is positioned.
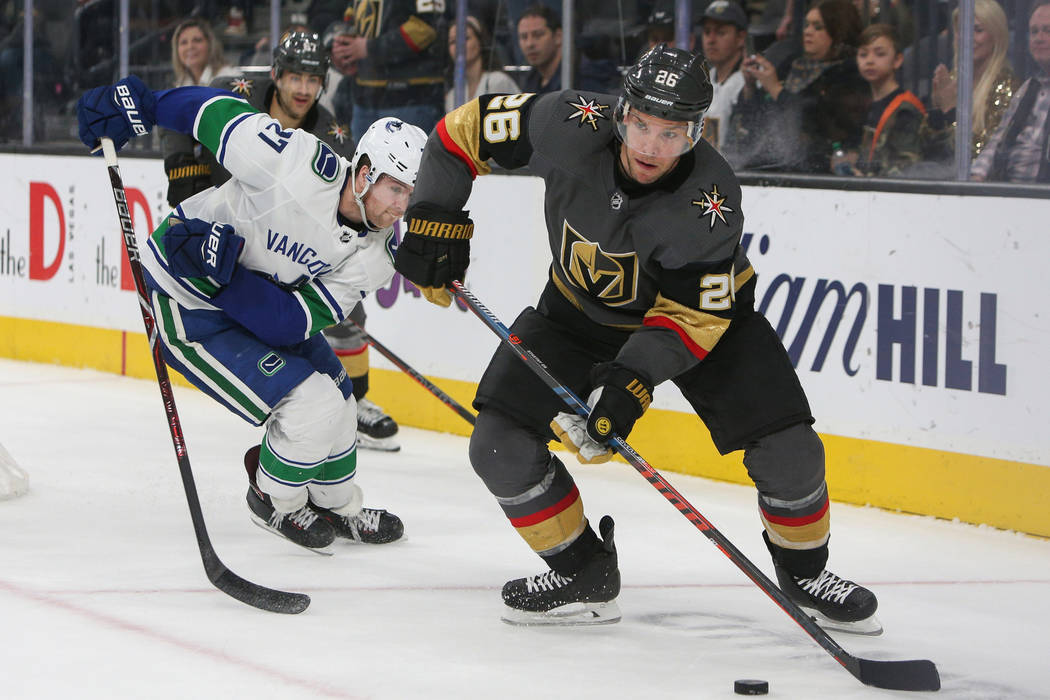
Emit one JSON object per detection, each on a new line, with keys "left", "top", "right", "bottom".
{"left": 150, "top": 215, "right": 172, "bottom": 256}
{"left": 155, "top": 295, "right": 269, "bottom": 423}
{"left": 298, "top": 283, "right": 339, "bottom": 335}
{"left": 195, "top": 97, "right": 257, "bottom": 155}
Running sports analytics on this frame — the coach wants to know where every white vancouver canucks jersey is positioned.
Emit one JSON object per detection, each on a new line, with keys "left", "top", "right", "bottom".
{"left": 142, "top": 92, "right": 395, "bottom": 341}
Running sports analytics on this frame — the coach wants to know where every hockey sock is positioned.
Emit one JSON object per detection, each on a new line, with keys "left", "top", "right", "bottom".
{"left": 542, "top": 524, "right": 603, "bottom": 577}
{"left": 763, "top": 530, "right": 829, "bottom": 579}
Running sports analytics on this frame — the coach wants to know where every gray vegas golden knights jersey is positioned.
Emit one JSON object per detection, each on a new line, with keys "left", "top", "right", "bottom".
{"left": 411, "top": 90, "right": 755, "bottom": 385}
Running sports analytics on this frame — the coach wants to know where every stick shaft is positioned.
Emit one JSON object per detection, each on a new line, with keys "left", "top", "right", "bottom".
{"left": 100, "top": 138, "right": 308, "bottom": 613}
{"left": 351, "top": 321, "right": 475, "bottom": 426}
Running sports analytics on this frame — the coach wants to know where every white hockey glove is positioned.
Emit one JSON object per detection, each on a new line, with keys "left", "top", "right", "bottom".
{"left": 551, "top": 410, "right": 614, "bottom": 464}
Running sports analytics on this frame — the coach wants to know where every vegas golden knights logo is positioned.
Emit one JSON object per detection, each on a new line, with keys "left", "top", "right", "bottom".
{"left": 559, "top": 221, "right": 638, "bottom": 306}
{"left": 354, "top": 0, "right": 382, "bottom": 39}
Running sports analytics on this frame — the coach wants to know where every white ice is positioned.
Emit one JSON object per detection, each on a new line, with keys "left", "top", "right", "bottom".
{"left": 0, "top": 358, "right": 1046, "bottom": 699}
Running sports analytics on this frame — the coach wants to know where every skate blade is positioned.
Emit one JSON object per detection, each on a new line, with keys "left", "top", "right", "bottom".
{"left": 501, "top": 599, "right": 622, "bottom": 627}
{"left": 249, "top": 515, "right": 334, "bottom": 556}
{"left": 356, "top": 434, "right": 401, "bottom": 452}
{"left": 800, "top": 606, "right": 883, "bottom": 636}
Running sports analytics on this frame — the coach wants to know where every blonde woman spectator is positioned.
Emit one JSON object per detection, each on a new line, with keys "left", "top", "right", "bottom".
{"left": 922, "top": 0, "right": 1018, "bottom": 163}
{"left": 170, "top": 18, "right": 235, "bottom": 87}
{"left": 445, "top": 15, "right": 519, "bottom": 112}
{"left": 162, "top": 18, "right": 238, "bottom": 208}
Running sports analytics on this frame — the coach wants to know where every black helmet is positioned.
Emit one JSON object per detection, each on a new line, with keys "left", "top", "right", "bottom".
{"left": 273, "top": 31, "right": 330, "bottom": 80}
{"left": 621, "top": 43, "right": 712, "bottom": 122}
{"left": 615, "top": 44, "right": 712, "bottom": 156}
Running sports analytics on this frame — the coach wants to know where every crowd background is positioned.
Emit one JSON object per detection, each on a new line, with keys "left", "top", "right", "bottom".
{"left": 1, "top": 0, "right": 1048, "bottom": 187}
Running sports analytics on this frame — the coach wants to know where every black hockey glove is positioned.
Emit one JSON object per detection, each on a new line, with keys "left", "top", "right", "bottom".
{"left": 164, "top": 152, "right": 213, "bottom": 208}
{"left": 550, "top": 362, "right": 654, "bottom": 464}
{"left": 395, "top": 203, "right": 473, "bottom": 307}
{"left": 585, "top": 362, "right": 654, "bottom": 444}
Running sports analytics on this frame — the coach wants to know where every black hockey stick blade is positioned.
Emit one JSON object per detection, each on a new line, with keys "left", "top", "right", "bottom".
{"left": 210, "top": 566, "right": 311, "bottom": 615}
{"left": 853, "top": 657, "right": 941, "bottom": 691}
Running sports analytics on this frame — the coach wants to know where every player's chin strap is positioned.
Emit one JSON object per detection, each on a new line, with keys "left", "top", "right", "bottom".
{"left": 351, "top": 167, "right": 380, "bottom": 232}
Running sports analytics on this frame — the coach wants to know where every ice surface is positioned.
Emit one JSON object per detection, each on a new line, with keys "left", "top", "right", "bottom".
{"left": 0, "top": 359, "right": 1046, "bottom": 699}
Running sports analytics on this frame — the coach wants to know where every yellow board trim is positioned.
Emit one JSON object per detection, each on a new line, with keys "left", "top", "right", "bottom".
{"left": 4, "top": 315, "right": 1048, "bottom": 538}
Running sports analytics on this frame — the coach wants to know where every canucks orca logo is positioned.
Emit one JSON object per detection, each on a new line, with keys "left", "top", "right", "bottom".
{"left": 559, "top": 220, "right": 638, "bottom": 306}
{"left": 312, "top": 142, "right": 340, "bottom": 182}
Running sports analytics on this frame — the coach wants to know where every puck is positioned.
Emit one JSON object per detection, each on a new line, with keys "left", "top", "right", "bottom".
{"left": 734, "top": 679, "right": 769, "bottom": 695}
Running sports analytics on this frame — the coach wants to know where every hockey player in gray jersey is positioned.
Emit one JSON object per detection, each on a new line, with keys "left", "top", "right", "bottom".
{"left": 77, "top": 75, "right": 427, "bottom": 551}
{"left": 395, "top": 44, "right": 881, "bottom": 633}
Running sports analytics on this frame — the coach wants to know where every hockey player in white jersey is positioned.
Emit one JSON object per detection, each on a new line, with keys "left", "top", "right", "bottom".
{"left": 77, "top": 75, "right": 427, "bottom": 550}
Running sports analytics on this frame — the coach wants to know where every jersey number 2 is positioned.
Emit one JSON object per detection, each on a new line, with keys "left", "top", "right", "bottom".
{"left": 258, "top": 122, "right": 293, "bottom": 153}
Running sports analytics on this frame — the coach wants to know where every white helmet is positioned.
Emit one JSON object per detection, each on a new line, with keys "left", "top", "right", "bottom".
{"left": 350, "top": 117, "right": 428, "bottom": 230}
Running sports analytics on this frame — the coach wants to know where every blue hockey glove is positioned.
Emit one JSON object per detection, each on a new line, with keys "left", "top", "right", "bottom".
{"left": 162, "top": 218, "right": 244, "bottom": 285}
{"left": 77, "top": 75, "right": 157, "bottom": 151}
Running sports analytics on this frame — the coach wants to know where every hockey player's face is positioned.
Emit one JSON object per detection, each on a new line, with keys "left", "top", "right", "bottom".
{"left": 274, "top": 71, "right": 324, "bottom": 120}
{"left": 363, "top": 174, "right": 414, "bottom": 229}
{"left": 618, "top": 110, "right": 690, "bottom": 184}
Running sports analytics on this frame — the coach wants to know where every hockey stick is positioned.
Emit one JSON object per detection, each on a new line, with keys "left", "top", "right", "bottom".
{"left": 348, "top": 321, "right": 476, "bottom": 426}
{"left": 450, "top": 280, "right": 939, "bottom": 692}
{"left": 100, "top": 138, "right": 309, "bottom": 614}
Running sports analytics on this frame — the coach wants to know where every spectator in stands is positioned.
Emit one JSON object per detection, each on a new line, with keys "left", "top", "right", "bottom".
{"left": 639, "top": 0, "right": 705, "bottom": 55}
{"left": 921, "top": 0, "right": 1017, "bottom": 167}
{"left": 730, "top": 0, "right": 869, "bottom": 172}
{"left": 161, "top": 17, "right": 237, "bottom": 208}
{"left": 846, "top": 23, "right": 925, "bottom": 176}
{"left": 517, "top": 4, "right": 563, "bottom": 94}
{"left": 446, "top": 15, "right": 519, "bottom": 112}
{"left": 502, "top": 0, "right": 562, "bottom": 63}
{"left": 341, "top": 0, "right": 450, "bottom": 139}
{"left": 851, "top": 0, "right": 914, "bottom": 47}
{"left": 322, "top": 20, "right": 356, "bottom": 129}
{"left": 699, "top": 1, "right": 749, "bottom": 152}
{"left": 971, "top": 0, "right": 1050, "bottom": 183}
{"left": 0, "top": 6, "right": 63, "bottom": 141}
{"left": 748, "top": 0, "right": 793, "bottom": 52}
{"left": 643, "top": 1, "right": 676, "bottom": 52}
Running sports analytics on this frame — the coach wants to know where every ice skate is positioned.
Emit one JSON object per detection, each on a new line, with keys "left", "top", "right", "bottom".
{"left": 309, "top": 503, "right": 404, "bottom": 544}
{"left": 246, "top": 485, "right": 336, "bottom": 553}
{"left": 774, "top": 564, "right": 882, "bottom": 635}
{"left": 356, "top": 397, "right": 401, "bottom": 451}
{"left": 501, "top": 515, "right": 621, "bottom": 626}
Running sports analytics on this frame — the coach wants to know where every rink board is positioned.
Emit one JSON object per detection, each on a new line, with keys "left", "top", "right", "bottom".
{"left": 0, "top": 153, "right": 1047, "bottom": 536}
